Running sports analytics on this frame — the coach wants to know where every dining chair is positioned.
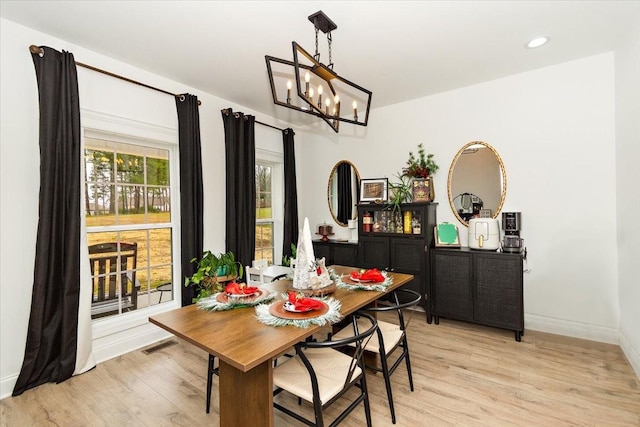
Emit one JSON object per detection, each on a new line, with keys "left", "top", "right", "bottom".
{"left": 272, "top": 312, "right": 378, "bottom": 427}
{"left": 245, "top": 265, "right": 266, "bottom": 286}
{"left": 332, "top": 288, "right": 422, "bottom": 424}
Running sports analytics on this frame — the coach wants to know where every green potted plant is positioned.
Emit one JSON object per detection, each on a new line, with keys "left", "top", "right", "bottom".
{"left": 387, "top": 173, "right": 413, "bottom": 214}
{"left": 184, "top": 250, "right": 244, "bottom": 300}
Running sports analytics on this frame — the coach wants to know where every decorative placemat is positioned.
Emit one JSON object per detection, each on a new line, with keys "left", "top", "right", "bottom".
{"left": 336, "top": 275, "right": 393, "bottom": 292}
{"left": 197, "top": 289, "right": 274, "bottom": 311}
{"left": 255, "top": 297, "right": 342, "bottom": 328}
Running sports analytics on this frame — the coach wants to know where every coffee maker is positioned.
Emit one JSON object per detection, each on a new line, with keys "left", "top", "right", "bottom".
{"left": 502, "top": 212, "right": 524, "bottom": 253}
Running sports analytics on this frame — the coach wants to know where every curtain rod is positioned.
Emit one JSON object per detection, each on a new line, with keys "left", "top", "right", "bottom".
{"left": 29, "top": 45, "right": 201, "bottom": 105}
{"left": 255, "top": 120, "right": 285, "bottom": 132}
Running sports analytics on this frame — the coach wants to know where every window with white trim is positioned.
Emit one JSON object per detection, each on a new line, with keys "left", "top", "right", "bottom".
{"left": 84, "top": 133, "right": 177, "bottom": 319}
{"left": 255, "top": 161, "right": 274, "bottom": 264}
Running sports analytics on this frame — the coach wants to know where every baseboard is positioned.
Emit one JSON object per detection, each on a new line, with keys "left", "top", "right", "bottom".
{"left": 619, "top": 331, "right": 640, "bottom": 379}
{"left": 524, "top": 313, "right": 620, "bottom": 345}
{"left": 1, "top": 374, "right": 18, "bottom": 400}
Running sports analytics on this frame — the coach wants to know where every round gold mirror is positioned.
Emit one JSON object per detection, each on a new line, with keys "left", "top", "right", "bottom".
{"left": 327, "top": 160, "right": 360, "bottom": 227}
{"left": 447, "top": 141, "right": 507, "bottom": 226}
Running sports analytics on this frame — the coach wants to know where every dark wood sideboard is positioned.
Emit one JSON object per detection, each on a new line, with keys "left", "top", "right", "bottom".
{"left": 430, "top": 247, "right": 524, "bottom": 341}
{"left": 312, "top": 239, "right": 358, "bottom": 267}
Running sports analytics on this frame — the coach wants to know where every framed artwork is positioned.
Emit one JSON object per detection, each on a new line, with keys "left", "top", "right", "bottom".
{"left": 434, "top": 222, "right": 461, "bottom": 247}
{"left": 360, "top": 178, "right": 388, "bottom": 202}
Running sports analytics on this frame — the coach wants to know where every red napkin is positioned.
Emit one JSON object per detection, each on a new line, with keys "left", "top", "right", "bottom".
{"left": 225, "top": 282, "right": 259, "bottom": 295}
{"left": 350, "top": 268, "right": 385, "bottom": 283}
{"left": 287, "top": 291, "right": 324, "bottom": 311}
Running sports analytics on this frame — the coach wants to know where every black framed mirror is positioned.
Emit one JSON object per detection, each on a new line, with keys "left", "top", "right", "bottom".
{"left": 327, "top": 160, "right": 360, "bottom": 227}
{"left": 447, "top": 141, "right": 507, "bottom": 226}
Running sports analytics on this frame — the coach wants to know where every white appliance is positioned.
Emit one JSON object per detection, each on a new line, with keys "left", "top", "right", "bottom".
{"left": 468, "top": 218, "right": 500, "bottom": 250}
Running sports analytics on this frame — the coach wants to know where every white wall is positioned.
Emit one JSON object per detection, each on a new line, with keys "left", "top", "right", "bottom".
{"left": 615, "top": 23, "right": 640, "bottom": 377}
{"left": 0, "top": 18, "right": 285, "bottom": 398}
{"left": 297, "top": 53, "right": 622, "bottom": 346}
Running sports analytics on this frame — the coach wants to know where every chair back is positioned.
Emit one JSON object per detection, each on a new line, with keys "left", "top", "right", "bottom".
{"left": 89, "top": 242, "right": 138, "bottom": 317}
{"left": 366, "top": 288, "right": 422, "bottom": 330}
{"left": 245, "top": 265, "right": 265, "bottom": 286}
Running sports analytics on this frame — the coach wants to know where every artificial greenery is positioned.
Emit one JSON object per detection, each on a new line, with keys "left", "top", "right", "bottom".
{"left": 184, "top": 250, "right": 244, "bottom": 300}
{"left": 402, "top": 143, "right": 439, "bottom": 178}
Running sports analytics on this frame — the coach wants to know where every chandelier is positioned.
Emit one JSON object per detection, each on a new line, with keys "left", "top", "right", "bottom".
{"left": 265, "top": 11, "right": 373, "bottom": 133}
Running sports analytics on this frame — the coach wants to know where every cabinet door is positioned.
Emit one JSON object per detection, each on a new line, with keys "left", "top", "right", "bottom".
{"left": 332, "top": 244, "right": 358, "bottom": 266}
{"left": 358, "top": 236, "right": 389, "bottom": 269}
{"left": 313, "top": 242, "right": 331, "bottom": 264}
{"left": 431, "top": 250, "right": 473, "bottom": 320}
{"left": 473, "top": 254, "right": 523, "bottom": 329}
{"left": 390, "top": 238, "right": 425, "bottom": 299}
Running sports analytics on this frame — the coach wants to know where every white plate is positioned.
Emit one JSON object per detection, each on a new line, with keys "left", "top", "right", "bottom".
{"left": 283, "top": 301, "right": 312, "bottom": 313}
{"left": 226, "top": 291, "right": 259, "bottom": 299}
{"left": 350, "top": 277, "right": 372, "bottom": 283}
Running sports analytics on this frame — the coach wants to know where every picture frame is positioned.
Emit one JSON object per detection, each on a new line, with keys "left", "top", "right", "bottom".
{"left": 434, "top": 222, "right": 461, "bottom": 247}
{"left": 360, "top": 178, "right": 388, "bottom": 202}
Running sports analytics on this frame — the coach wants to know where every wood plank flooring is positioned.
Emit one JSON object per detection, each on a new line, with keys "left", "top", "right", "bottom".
{"left": 2, "top": 313, "right": 639, "bottom": 426}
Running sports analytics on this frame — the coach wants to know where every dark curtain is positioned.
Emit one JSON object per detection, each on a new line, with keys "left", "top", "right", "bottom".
{"left": 282, "top": 128, "right": 299, "bottom": 260}
{"left": 14, "top": 46, "right": 82, "bottom": 396}
{"left": 336, "top": 162, "right": 352, "bottom": 224}
{"left": 176, "top": 94, "right": 204, "bottom": 306}
{"left": 221, "top": 109, "right": 255, "bottom": 273}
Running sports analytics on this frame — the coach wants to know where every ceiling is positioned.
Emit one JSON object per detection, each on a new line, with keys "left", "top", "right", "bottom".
{"left": 2, "top": 1, "right": 639, "bottom": 128}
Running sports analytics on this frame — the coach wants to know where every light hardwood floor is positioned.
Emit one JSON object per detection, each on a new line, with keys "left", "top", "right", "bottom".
{"left": 2, "top": 314, "right": 639, "bottom": 426}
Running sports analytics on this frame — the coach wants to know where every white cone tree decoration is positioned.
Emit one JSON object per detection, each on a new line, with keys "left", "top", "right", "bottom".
{"left": 293, "top": 218, "right": 335, "bottom": 290}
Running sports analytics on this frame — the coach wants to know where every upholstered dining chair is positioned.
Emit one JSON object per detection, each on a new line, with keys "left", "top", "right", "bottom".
{"left": 272, "top": 312, "right": 378, "bottom": 427}
{"left": 332, "top": 288, "right": 422, "bottom": 424}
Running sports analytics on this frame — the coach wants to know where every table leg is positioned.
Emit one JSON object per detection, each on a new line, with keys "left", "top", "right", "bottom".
{"left": 218, "top": 359, "right": 274, "bottom": 426}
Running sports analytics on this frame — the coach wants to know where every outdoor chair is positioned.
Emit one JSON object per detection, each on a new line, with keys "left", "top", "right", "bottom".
{"left": 88, "top": 242, "right": 139, "bottom": 318}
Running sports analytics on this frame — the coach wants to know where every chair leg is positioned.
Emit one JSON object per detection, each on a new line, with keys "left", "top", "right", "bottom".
{"left": 404, "top": 338, "right": 415, "bottom": 392}
{"left": 380, "top": 350, "right": 397, "bottom": 424}
{"left": 206, "top": 354, "right": 215, "bottom": 413}
{"left": 360, "top": 371, "right": 373, "bottom": 427}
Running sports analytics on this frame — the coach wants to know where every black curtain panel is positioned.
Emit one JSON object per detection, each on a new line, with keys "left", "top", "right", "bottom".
{"left": 176, "top": 94, "right": 204, "bottom": 306}
{"left": 221, "top": 109, "right": 256, "bottom": 272}
{"left": 14, "top": 46, "right": 82, "bottom": 396}
{"left": 282, "top": 128, "right": 299, "bottom": 260}
{"left": 336, "top": 162, "right": 352, "bottom": 224}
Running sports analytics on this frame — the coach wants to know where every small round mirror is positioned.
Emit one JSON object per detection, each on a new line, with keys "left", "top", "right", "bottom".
{"left": 447, "top": 141, "right": 507, "bottom": 226}
{"left": 327, "top": 160, "right": 360, "bottom": 227}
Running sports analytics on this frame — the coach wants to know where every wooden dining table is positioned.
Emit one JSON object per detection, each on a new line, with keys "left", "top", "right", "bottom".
{"left": 148, "top": 265, "right": 414, "bottom": 426}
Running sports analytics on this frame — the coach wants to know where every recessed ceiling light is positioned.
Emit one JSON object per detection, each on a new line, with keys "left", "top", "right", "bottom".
{"left": 526, "top": 36, "right": 549, "bottom": 49}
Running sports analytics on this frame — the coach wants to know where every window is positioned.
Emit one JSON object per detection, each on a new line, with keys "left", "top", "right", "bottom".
{"left": 84, "top": 134, "right": 176, "bottom": 319}
{"left": 255, "top": 162, "right": 274, "bottom": 264}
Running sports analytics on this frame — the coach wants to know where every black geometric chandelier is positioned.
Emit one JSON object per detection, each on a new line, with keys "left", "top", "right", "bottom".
{"left": 265, "top": 11, "right": 373, "bottom": 133}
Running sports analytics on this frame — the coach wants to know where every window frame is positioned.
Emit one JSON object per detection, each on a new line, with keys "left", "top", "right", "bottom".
{"left": 81, "top": 110, "right": 181, "bottom": 336}
{"left": 255, "top": 148, "right": 283, "bottom": 266}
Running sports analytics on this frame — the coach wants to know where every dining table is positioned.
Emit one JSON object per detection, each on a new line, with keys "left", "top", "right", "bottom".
{"left": 148, "top": 265, "right": 414, "bottom": 426}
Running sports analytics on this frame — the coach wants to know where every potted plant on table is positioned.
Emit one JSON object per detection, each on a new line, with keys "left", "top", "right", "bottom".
{"left": 184, "top": 250, "right": 244, "bottom": 300}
